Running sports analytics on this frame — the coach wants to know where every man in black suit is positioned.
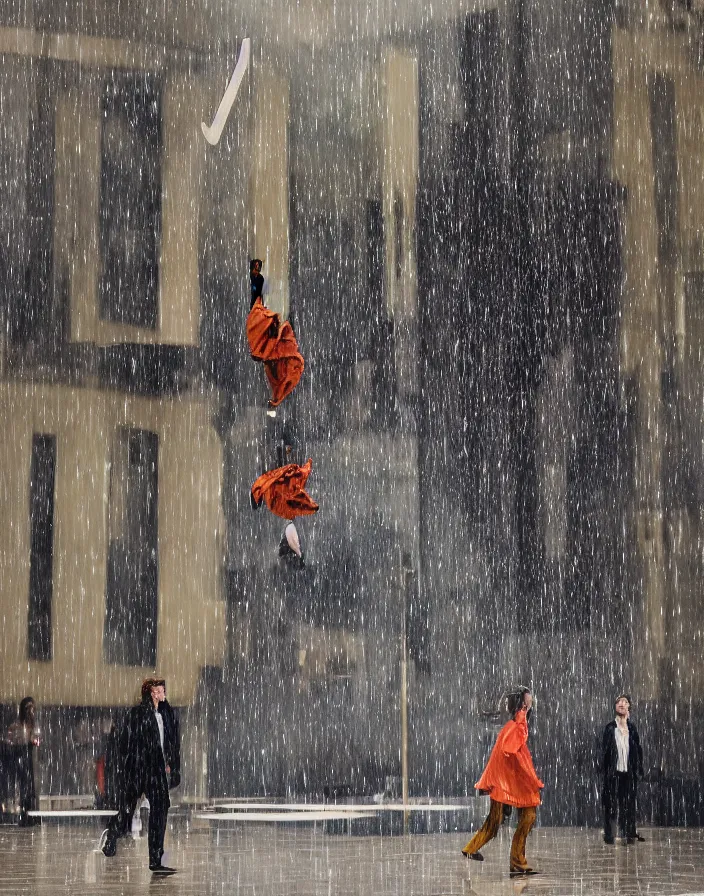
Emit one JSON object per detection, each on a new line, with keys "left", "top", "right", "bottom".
{"left": 602, "top": 694, "right": 643, "bottom": 844}
{"left": 100, "top": 678, "right": 180, "bottom": 874}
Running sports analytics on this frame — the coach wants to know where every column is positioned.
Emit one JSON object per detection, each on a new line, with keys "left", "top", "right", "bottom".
{"left": 159, "top": 71, "right": 207, "bottom": 345}
{"left": 613, "top": 29, "right": 666, "bottom": 697}
{"left": 251, "top": 71, "right": 290, "bottom": 318}
{"left": 64, "top": 80, "right": 101, "bottom": 343}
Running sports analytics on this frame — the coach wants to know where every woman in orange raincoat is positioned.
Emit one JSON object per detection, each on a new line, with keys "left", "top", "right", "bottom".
{"left": 462, "top": 688, "right": 543, "bottom": 875}
{"left": 247, "top": 260, "right": 304, "bottom": 408}
{"left": 251, "top": 458, "right": 319, "bottom": 520}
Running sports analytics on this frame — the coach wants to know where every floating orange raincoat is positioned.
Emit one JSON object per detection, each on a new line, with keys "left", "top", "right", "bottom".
{"left": 246, "top": 298, "right": 304, "bottom": 407}
{"left": 474, "top": 709, "right": 543, "bottom": 807}
{"left": 251, "top": 458, "right": 319, "bottom": 520}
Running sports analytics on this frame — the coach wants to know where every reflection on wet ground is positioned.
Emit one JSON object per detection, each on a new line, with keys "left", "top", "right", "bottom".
{"left": 1, "top": 820, "right": 703, "bottom": 895}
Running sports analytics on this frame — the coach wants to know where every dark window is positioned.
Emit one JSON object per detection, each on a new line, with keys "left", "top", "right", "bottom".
{"left": 393, "top": 192, "right": 404, "bottom": 281}
{"left": 10, "top": 60, "right": 56, "bottom": 347}
{"left": 98, "top": 74, "right": 161, "bottom": 329}
{"left": 404, "top": 567, "right": 430, "bottom": 675}
{"left": 104, "top": 428, "right": 159, "bottom": 666}
{"left": 460, "top": 10, "right": 501, "bottom": 176}
{"left": 365, "top": 200, "right": 397, "bottom": 426}
{"left": 363, "top": 199, "right": 387, "bottom": 361}
{"left": 366, "top": 199, "right": 386, "bottom": 324}
{"left": 28, "top": 434, "right": 56, "bottom": 661}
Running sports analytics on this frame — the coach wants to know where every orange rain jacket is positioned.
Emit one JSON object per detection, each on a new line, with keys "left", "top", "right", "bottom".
{"left": 246, "top": 298, "right": 304, "bottom": 407}
{"left": 474, "top": 709, "right": 544, "bottom": 807}
{"left": 251, "top": 458, "right": 319, "bottom": 520}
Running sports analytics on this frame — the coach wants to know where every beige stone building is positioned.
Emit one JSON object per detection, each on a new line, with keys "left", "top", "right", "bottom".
{"left": 0, "top": 26, "right": 230, "bottom": 712}
{"left": 612, "top": 5, "right": 704, "bottom": 704}
{"left": 0, "top": 5, "right": 421, "bottom": 800}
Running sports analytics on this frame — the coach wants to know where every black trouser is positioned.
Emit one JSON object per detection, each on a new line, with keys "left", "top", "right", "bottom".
{"left": 106, "top": 784, "right": 169, "bottom": 866}
{"left": 8, "top": 745, "right": 37, "bottom": 820}
{"left": 145, "top": 791, "right": 169, "bottom": 867}
{"left": 603, "top": 771, "right": 637, "bottom": 839}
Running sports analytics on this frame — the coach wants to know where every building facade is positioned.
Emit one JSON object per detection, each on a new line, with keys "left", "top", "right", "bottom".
{"left": 0, "top": 0, "right": 703, "bottom": 822}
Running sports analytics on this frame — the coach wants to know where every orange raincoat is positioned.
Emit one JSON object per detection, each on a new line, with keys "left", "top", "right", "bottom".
{"left": 251, "top": 458, "right": 319, "bottom": 520}
{"left": 474, "top": 709, "right": 543, "bottom": 807}
{"left": 246, "top": 298, "right": 304, "bottom": 407}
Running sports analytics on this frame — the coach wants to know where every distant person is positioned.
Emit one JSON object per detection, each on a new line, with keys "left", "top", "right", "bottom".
{"left": 102, "top": 718, "right": 122, "bottom": 810}
{"left": 462, "top": 687, "right": 543, "bottom": 875}
{"left": 72, "top": 716, "right": 95, "bottom": 797}
{"left": 250, "top": 257, "right": 264, "bottom": 309}
{"left": 100, "top": 678, "right": 180, "bottom": 875}
{"left": 7, "top": 696, "right": 41, "bottom": 826}
{"left": 95, "top": 717, "right": 121, "bottom": 810}
{"left": 602, "top": 694, "right": 644, "bottom": 844}
{"left": 0, "top": 733, "right": 9, "bottom": 814}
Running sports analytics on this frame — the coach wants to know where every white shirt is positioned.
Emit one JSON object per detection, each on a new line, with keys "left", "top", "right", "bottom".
{"left": 615, "top": 722, "right": 629, "bottom": 772}
{"left": 155, "top": 709, "right": 165, "bottom": 759}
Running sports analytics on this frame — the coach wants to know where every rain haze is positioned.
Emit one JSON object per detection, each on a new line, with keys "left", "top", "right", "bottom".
{"left": 1, "top": 0, "right": 704, "bottom": 893}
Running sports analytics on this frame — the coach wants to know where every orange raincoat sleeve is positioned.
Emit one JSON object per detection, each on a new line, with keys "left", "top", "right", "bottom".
{"left": 264, "top": 323, "right": 305, "bottom": 407}
{"left": 246, "top": 300, "right": 305, "bottom": 406}
{"left": 251, "top": 459, "right": 319, "bottom": 520}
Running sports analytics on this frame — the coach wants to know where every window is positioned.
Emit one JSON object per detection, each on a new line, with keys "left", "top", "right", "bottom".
{"left": 10, "top": 59, "right": 56, "bottom": 347}
{"left": 393, "top": 192, "right": 404, "bottom": 281}
{"left": 404, "top": 566, "right": 430, "bottom": 675}
{"left": 366, "top": 199, "right": 386, "bottom": 331}
{"left": 103, "top": 428, "right": 159, "bottom": 666}
{"left": 28, "top": 434, "right": 56, "bottom": 661}
{"left": 98, "top": 74, "right": 161, "bottom": 329}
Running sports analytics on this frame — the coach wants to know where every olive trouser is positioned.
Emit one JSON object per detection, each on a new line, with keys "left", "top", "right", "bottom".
{"left": 463, "top": 799, "right": 537, "bottom": 871}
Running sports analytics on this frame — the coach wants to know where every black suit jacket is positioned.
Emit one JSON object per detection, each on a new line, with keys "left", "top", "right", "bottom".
{"left": 119, "top": 698, "right": 180, "bottom": 803}
{"left": 602, "top": 720, "right": 643, "bottom": 780}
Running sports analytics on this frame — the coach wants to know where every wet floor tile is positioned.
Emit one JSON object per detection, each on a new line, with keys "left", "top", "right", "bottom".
{"left": 1, "top": 821, "right": 703, "bottom": 895}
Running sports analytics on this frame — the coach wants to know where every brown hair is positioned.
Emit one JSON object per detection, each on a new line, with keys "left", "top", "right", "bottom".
{"left": 141, "top": 678, "right": 165, "bottom": 702}
{"left": 18, "top": 697, "right": 35, "bottom": 725}
{"left": 507, "top": 687, "right": 531, "bottom": 717}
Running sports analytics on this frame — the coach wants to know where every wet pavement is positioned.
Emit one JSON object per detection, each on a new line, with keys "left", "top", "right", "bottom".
{"left": 0, "top": 818, "right": 703, "bottom": 895}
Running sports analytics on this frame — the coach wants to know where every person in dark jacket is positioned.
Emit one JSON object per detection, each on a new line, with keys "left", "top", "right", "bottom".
{"left": 7, "top": 696, "right": 41, "bottom": 826}
{"left": 100, "top": 678, "right": 180, "bottom": 874}
{"left": 95, "top": 719, "right": 121, "bottom": 810}
{"left": 602, "top": 694, "right": 643, "bottom": 844}
{"left": 250, "top": 258, "right": 264, "bottom": 308}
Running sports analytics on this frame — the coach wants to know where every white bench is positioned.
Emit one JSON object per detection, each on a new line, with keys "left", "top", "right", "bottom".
{"left": 38, "top": 794, "right": 95, "bottom": 811}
